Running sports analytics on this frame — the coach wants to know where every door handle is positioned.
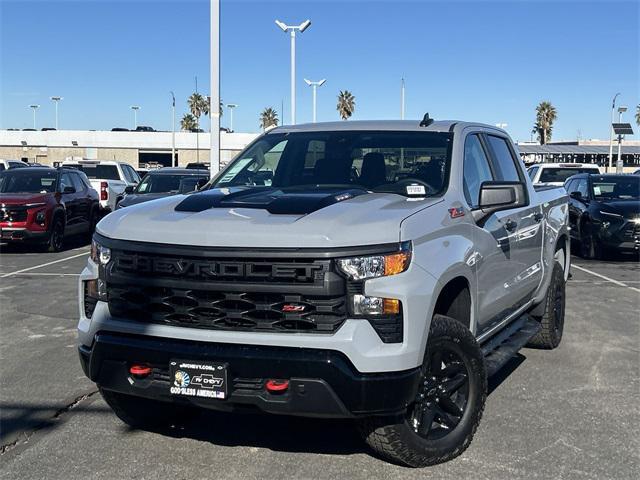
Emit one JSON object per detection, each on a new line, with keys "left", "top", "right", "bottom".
{"left": 533, "top": 212, "right": 543, "bottom": 223}
{"left": 504, "top": 219, "right": 518, "bottom": 232}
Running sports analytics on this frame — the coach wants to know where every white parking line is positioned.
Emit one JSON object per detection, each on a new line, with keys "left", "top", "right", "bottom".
{"left": 1, "top": 251, "right": 88, "bottom": 278}
{"left": 8, "top": 273, "right": 81, "bottom": 277}
{"left": 572, "top": 264, "right": 640, "bottom": 294}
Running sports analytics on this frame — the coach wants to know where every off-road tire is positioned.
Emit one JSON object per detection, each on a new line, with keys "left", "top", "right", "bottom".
{"left": 47, "top": 216, "right": 65, "bottom": 252}
{"left": 358, "top": 315, "right": 487, "bottom": 467}
{"left": 100, "top": 388, "right": 197, "bottom": 429}
{"left": 527, "top": 262, "right": 565, "bottom": 349}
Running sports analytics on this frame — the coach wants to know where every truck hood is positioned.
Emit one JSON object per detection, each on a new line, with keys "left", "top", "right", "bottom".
{"left": 97, "top": 187, "right": 441, "bottom": 248}
{"left": 0, "top": 193, "right": 51, "bottom": 206}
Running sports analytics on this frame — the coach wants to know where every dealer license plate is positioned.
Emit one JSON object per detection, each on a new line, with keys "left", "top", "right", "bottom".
{"left": 169, "top": 360, "right": 228, "bottom": 400}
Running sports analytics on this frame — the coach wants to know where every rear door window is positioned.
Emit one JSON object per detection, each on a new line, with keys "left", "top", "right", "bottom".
{"left": 486, "top": 135, "right": 522, "bottom": 182}
{"left": 60, "top": 173, "right": 74, "bottom": 192}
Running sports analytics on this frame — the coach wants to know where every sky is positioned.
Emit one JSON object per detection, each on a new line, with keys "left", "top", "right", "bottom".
{"left": 0, "top": 0, "right": 638, "bottom": 142}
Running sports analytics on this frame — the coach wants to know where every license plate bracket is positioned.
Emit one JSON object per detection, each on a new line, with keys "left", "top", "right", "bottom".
{"left": 169, "top": 359, "right": 228, "bottom": 400}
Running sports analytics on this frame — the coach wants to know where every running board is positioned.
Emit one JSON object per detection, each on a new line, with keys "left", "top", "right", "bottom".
{"left": 481, "top": 314, "right": 541, "bottom": 378}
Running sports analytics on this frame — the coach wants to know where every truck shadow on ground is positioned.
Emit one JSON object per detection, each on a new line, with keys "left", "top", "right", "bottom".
{"left": 0, "top": 235, "right": 90, "bottom": 254}
{"left": 122, "top": 357, "right": 526, "bottom": 456}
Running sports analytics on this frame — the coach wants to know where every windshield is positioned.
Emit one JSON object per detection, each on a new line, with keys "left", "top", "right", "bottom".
{"left": 592, "top": 177, "right": 640, "bottom": 200}
{"left": 0, "top": 170, "right": 57, "bottom": 193}
{"left": 210, "top": 131, "right": 452, "bottom": 196}
{"left": 71, "top": 164, "right": 120, "bottom": 180}
{"left": 136, "top": 174, "right": 207, "bottom": 194}
{"left": 539, "top": 167, "right": 599, "bottom": 183}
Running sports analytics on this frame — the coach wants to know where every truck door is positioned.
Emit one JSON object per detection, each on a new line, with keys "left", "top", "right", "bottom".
{"left": 484, "top": 134, "right": 544, "bottom": 314}
{"left": 59, "top": 172, "right": 81, "bottom": 233}
{"left": 463, "top": 133, "right": 522, "bottom": 332}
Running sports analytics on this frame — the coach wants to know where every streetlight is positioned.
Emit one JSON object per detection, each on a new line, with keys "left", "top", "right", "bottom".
{"left": 226, "top": 104, "right": 238, "bottom": 132}
{"left": 608, "top": 93, "right": 620, "bottom": 172}
{"left": 50, "top": 96, "right": 63, "bottom": 129}
{"left": 170, "top": 92, "right": 176, "bottom": 166}
{"left": 303, "top": 79, "right": 326, "bottom": 123}
{"left": 210, "top": 0, "right": 221, "bottom": 176}
{"left": 617, "top": 106, "right": 628, "bottom": 173}
{"left": 29, "top": 104, "right": 40, "bottom": 130}
{"left": 130, "top": 105, "right": 140, "bottom": 130}
{"left": 275, "top": 19, "right": 311, "bottom": 125}
{"left": 400, "top": 77, "right": 405, "bottom": 120}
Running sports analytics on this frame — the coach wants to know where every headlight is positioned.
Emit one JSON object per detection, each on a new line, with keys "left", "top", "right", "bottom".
{"left": 599, "top": 211, "right": 623, "bottom": 218}
{"left": 336, "top": 243, "right": 411, "bottom": 280}
{"left": 90, "top": 238, "right": 111, "bottom": 265}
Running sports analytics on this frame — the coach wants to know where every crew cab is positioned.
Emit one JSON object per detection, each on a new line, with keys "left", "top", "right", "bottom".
{"left": 1, "top": 167, "right": 99, "bottom": 251}
{"left": 78, "top": 118, "right": 569, "bottom": 467}
{"left": 116, "top": 168, "right": 208, "bottom": 209}
{"left": 527, "top": 162, "right": 600, "bottom": 186}
{"left": 61, "top": 159, "right": 140, "bottom": 214}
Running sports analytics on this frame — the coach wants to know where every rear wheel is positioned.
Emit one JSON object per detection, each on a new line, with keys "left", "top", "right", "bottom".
{"left": 359, "top": 315, "right": 486, "bottom": 467}
{"left": 527, "top": 261, "right": 565, "bottom": 349}
{"left": 100, "top": 388, "right": 198, "bottom": 429}
{"left": 47, "top": 217, "right": 64, "bottom": 252}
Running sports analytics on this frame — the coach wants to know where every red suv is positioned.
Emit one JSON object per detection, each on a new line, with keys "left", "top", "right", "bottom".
{"left": 0, "top": 167, "right": 100, "bottom": 251}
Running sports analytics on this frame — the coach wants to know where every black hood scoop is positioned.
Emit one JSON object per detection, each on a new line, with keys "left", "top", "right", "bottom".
{"left": 174, "top": 186, "right": 369, "bottom": 215}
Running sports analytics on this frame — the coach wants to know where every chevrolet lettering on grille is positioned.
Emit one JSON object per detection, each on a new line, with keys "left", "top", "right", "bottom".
{"left": 114, "top": 253, "right": 325, "bottom": 282}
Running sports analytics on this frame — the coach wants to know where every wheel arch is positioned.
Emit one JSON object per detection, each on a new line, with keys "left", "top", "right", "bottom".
{"left": 432, "top": 276, "right": 473, "bottom": 332}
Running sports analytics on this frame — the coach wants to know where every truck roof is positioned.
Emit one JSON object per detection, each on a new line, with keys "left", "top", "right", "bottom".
{"left": 270, "top": 120, "right": 500, "bottom": 134}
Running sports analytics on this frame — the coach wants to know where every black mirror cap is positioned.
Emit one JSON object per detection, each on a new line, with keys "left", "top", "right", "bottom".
{"left": 124, "top": 185, "right": 135, "bottom": 194}
{"left": 472, "top": 181, "right": 527, "bottom": 224}
{"left": 569, "top": 191, "right": 582, "bottom": 200}
{"left": 63, "top": 186, "right": 76, "bottom": 194}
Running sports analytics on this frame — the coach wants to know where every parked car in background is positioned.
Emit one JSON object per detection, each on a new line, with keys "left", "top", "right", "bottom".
{"left": 80, "top": 119, "right": 570, "bottom": 467}
{"left": 0, "top": 167, "right": 99, "bottom": 251}
{"left": 135, "top": 126, "right": 155, "bottom": 132}
{"left": 565, "top": 173, "right": 640, "bottom": 259}
{"left": 527, "top": 163, "right": 601, "bottom": 186}
{"left": 111, "top": 127, "right": 130, "bottom": 132}
{"left": 0, "top": 159, "right": 28, "bottom": 171}
{"left": 633, "top": 168, "right": 640, "bottom": 175}
{"left": 116, "top": 168, "right": 208, "bottom": 209}
{"left": 185, "top": 162, "right": 210, "bottom": 170}
{"left": 62, "top": 159, "right": 140, "bottom": 214}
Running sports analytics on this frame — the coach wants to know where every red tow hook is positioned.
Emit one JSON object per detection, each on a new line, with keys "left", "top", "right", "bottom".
{"left": 265, "top": 379, "right": 289, "bottom": 393}
{"left": 129, "top": 364, "right": 152, "bottom": 378}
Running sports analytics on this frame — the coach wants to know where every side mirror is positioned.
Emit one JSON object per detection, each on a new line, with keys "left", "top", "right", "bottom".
{"left": 472, "top": 181, "right": 527, "bottom": 224}
{"left": 569, "top": 191, "right": 582, "bottom": 201}
{"left": 124, "top": 185, "right": 135, "bottom": 194}
{"left": 63, "top": 186, "right": 76, "bottom": 194}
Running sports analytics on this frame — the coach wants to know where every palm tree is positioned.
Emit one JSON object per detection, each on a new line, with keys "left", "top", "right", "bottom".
{"left": 635, "top": 105, "right": 640, "bottom": 126}
{"left": 180, "top": 113, "right": 197, "bottom": 131}
{"left": 188, "top": 93, "right": 208, "bottom": 119}
{"left": 532, "top": 101, "right": 557, "bottom": 144}
{"left": 259, "top": 107, "right": 278, "bottom": 130}
{"left": 337, "top": 90, "right": 355, "bottom": 120}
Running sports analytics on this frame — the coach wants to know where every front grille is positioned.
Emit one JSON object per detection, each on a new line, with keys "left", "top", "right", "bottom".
{"left": 623, "top": 222, "right": 640, "bottom": 242}
{"left": 107, "top": 286, "right": 346, "bottom": 332}
{"left": 106, "top": 249, "right": 348, "bottom": 334}
{"left": 0, "top": 206, "right": 28, "bottom": 223}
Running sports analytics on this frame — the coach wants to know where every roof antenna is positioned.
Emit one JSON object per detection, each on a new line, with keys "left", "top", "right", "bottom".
{"left": 419, "top": 113, "right": 434, "bottom": 127}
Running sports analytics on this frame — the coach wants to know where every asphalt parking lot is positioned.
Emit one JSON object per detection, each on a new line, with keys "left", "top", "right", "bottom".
{"left": 0, "top": 242, "right": 638, "bottom": 480}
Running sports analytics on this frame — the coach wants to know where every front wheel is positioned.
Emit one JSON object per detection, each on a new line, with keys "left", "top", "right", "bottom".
{"left": 527, "top": 261, "right": 565, "bottom": 349}
{"left": 580, "top": 223, "right": 603, "bottom": 260}
{"left": 359, "top": 315, "right": 487, "bottom": 467}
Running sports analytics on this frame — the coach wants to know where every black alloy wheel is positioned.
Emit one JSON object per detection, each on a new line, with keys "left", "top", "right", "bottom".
{"left": 408, "top": 339, "right": 470, "bottom": 440}
{"left": 48, "top": 218, "right": 64, "bottom": 252}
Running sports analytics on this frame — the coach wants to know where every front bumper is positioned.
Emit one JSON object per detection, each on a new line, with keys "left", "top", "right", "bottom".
{"left": 597, "top": 218, "right": 640, "bottom": 251}
{"left": 0, "top": 226, "right": 49, "bottom": 243}
{"left": 79, "top": 332, "right": 421, "bottom": 418}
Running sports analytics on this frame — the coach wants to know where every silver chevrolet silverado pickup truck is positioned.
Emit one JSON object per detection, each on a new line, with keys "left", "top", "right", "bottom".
{"left": 78, "top": 117, "right": 569, "bottom": 467}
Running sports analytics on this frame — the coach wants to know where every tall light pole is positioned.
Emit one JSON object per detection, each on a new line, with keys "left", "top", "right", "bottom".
{"left": 29, "top": 104, "right": 40, "bottom": 130}
{"left": 170, "top": 92, "right": 176, "bottom": 166}
{"left": 608, "top": 93, "right": 620, "bottom": 172}
{"left": 400, "top": 77, "right": 405, "bottom": 120}
{"left": 210, "top": 0, "right": 220, "bottom": 176}
{"left": 275, "top": 19, "right": 311, "bottom": 125}
{"left": 130, "top": 105, "right": 140, "bottom": 130}
{"left": 617, "top": 106, "right": 627, "bottom": 173}
{"left": 50, "top": 96, "right": 63, "bottom": 129}
{"left": 226, "top": 104, "right": 238, "bottom": 132}
{"left": 304, "top": 79, "right": 325, "bottom": 123}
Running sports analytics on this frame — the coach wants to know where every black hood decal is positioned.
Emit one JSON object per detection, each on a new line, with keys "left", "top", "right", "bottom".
{"left": 174, "top": 186, "right": 369, "bottom": 215}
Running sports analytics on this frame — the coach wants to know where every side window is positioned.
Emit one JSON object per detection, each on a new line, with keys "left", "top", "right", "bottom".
{"left": 486, "top": 135, "right": 521, "bottom": 182}
{"left": 528, "top": 166, "right": 539, "bottom": 180}
{"left": 126, "top": 165, "right": 141, "bottom": 183}
{"left": 463, "top": 134, "right": 494, "bottom": 207}
{"left": 0, "top": 164, "right": 5, "bottom": 171}
{"left": 576, "top": 179, "right": 589, "bottom": 198}
{"left": 564, "top": 179, "right": 576, "bottom": 193}
{"left": 71, "top": 173, "right": 85, "bottom": 192}
{"left": 121, "top": 165, "right": 136, "bottom": 183}
{"left": 59, "top": 173, "right": 74, "bottom": 192}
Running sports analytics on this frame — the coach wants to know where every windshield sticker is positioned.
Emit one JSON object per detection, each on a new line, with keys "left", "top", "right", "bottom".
{"left": 406, "top": 184, "right": 426, "bottom": 196}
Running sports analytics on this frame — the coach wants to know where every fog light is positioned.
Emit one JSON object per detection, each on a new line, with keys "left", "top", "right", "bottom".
{"left": 85, "top": 278, "right": 107, "bottom": 302}
{"left": 353, "top": 294, "right": 400, "bottom": 315}
{"left": 35, "top": 210, "right": 46, "bottom": 225}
